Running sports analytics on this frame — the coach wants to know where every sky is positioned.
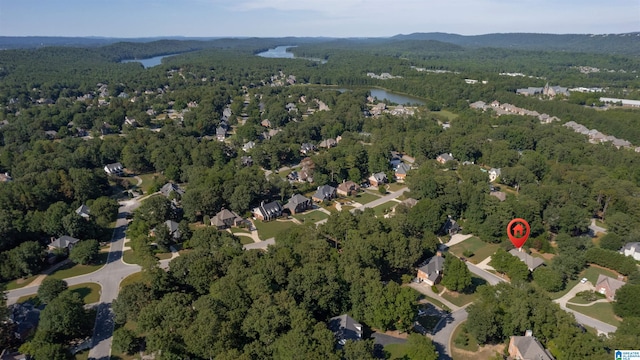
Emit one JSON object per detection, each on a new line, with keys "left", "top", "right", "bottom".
{"left": 0, "top": 0, "right": 638, "bottom": 38}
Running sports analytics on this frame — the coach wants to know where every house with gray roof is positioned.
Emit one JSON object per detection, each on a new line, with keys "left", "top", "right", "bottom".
{"left": 48, "top": 236, "right": 80, "bottom": 251}
{"left": 489, "top": 168, "right": 501, "bottom": 182}
{"left": 509, "top": 249, "right": 545, "bottom": 271}
{"left": 328, "top": 314, "right": 363, "bottom": 347}
{"left": 160, "top": 182, "right": 185, "bottom": 198}
{"left": 417, "top": 254, "right": 444, "bottom": 285}
{"left": 508, "top": 332, "right": 554, "bottom": 360}
{"left": 436, "top": 153, "right": 454, "bottom": 164}
{"left": 75, "top": 204, "right": 91, "bottom": 219}
{"left": 284, "top": 194, "right": 312, "bottom": 214}
{"left": 253, "top": 200, "right": 283, "bottom": 221}
{"left": 312, "top": 185, "right": 337, "bottom": 202}
{"left": 620, "top": 242, "right": 640, "bottom": 261}
{"left": 368, "top": 172, "right": 388, "bottom": 187}
{"left": 216, "top": 126, "right": 227, "bottom": 141}
{"left": 104, "top": 162, "right": 124, "bottom": 176}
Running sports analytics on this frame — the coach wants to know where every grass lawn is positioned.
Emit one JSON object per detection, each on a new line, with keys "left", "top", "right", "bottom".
{"left": 567, "top": 296, "right": 596, "bottom": 305}
{"left": 353, "top": 191, "right": 380, "bottom": 205}
{"left": 418, "top": 294, "right": 449, "bottom": 311}
{"left": 122, "top": 249, "right": 142, "bottom": 265}
{"left": 547, "top": 277, "right": 580, "bottom": 300}
{"left": 441, "top": 277, "right": 485, "bottom": 307}
{"left": 69, "top": 282, "right": 102, "bottom": 304}
{"left": 373, "top": 201, "right": 397, "bottom": 217}
{"left": 48, "top": 252, "right": 109, "bottom": 280}
{"left": 386, "top": 183, "right": 406, "bottom": 192}
{"left": 384, "top": 343, "right": 409, "bottom": 360}
{"left": 293, "top": 210, "right": 329, "bottom": 223}
{"left": 5, "top": 274, "right": 40, "bottom": 290}
{"left": 120, "top": 272, "right": 145, "bottom": 289}
{"left": 452, "top": 321, "right": 479, "bottom": 352}
{"left": 238, "top": 236, "right": 255, "bottom": 245}
{"left": 138, "top": 172, "right": 166, "bottom": 194}
{"left": 448, "top": 237, "right": 500, "bottom": 264}
{"left": 254, "top": 219, "right": 296, "bottom": 240}
{"left": 155, "top": 252, "right": 173, "bottom": 260}
{"left": 582, "top": 265, "right": 619, "bottom": 285}
{"left": 230, "top": 227, "right": 251, "bottom": 234}
{"left": 567, "top": 302, "right": 621, "bottom": 326}
{"left": 436, "top": 109, "right": 459, "bottom": 121}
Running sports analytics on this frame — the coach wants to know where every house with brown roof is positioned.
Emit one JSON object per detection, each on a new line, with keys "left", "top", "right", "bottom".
{"left": 508, "top": 332, "right": 554, "bottom": 360}
{"left": 337, "top": 181, "right": 360, "bottom": 197}
{"left": 595, "top": 274, "right": 625, "bottom": 301}
{"left": 211, "top": 209, "right": 242, "bottom": 229}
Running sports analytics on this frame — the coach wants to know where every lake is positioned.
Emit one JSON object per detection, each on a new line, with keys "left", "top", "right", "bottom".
{"left": 369, "top": 88, "right": 426, "bottom": 106}
{"left": 120, "top": 53, "right": 180, "bottom": 68}
{"left": 336, "top": 88, "right": 426, "bottom": 106}
{"left": 257, "top": 46, "right": 327, "bottom": 64}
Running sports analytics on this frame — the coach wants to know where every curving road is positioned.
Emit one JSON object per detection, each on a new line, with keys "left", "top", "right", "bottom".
{"left": 6, "top": 199, "right": 144, "bottom": 360}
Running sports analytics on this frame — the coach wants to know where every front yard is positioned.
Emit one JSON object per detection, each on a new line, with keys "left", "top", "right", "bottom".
{"left": 48, "top": 252, "right": 109, "bottom": 280}
{"left": 567, "top": 302, "right": 621, "bottom": 326}
{"left": 448, "top": 236, "right": 500, "bottom": 264}
{"left": 373, "top": 201, "right": 398, "bottom": 216}
{"left": 293, "top": 210, "right": 329, "bottom": 223}
{"left": 253, "top": 219, "right": 296, "bottom": 240}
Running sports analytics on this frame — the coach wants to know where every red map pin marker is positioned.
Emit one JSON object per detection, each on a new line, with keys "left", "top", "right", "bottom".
{"left": 507, "top": 218, "right": 530, "bottom": 249}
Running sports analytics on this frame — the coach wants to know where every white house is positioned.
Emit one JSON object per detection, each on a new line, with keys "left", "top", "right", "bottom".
{"left": 104, "top": 162, "right": 124, "bottom": 176}
{"left": 489, "top": 168, "right": 501, "bottom": 182}
{"left": 620, "top": 242, "right": 640, "bottom": 261}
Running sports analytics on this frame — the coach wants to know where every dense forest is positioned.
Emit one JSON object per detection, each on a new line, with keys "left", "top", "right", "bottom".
{"left": 1, "top": 36, "right": 639, "bottom": 359}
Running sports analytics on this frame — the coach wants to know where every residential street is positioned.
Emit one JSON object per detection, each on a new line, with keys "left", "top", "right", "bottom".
{"left": 432, "top": 308, "right": 468, "bottom": 360}
{"left": 6, "top": 198, "right": 144, "bottom": 360}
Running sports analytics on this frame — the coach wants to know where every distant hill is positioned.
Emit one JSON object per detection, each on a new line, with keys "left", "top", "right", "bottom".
{"left": 391, "top": 32, "right": 640, "bottom": 55}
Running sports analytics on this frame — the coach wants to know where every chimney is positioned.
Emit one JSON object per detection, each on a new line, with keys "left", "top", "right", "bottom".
{"left": 436, "top": 250, "right": 442, "bottom": 257}
{"left": 525, "top": 330, "right": 533, "bottom": 337}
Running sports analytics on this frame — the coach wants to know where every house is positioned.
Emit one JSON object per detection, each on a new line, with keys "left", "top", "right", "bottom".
{"left": 337, "top": 181, "right": 360, "bottom": 197}
{"left": 399, "top": 198, "right": 418, "bottom": 209}
{"left": 318, "top": 138, "right": 337, "bottom": 149}
{"left": 368, "top": 172, "right": 388, "bottom": 187}
{"left": 328, "top": 314, "right": 363, "bottom": 347}
{"left": 261, "top": 119, "right": 272, "bottom": 128}
{"left": 490, "top": 191, "right": 507, "bottom": 202}
{"left": 216, "top": 126, "right": 227, "bottom": 141}
{"left": 0, "top": 172, "right": 13, "bottom": 182}
{"left": 241, "top": 156, "right": 254, "bottom": 167}
{"left": 313, "top": 185, "right": 337, "bottom": 202}
{"left": 488, "top": 168, "right": 501, "bottom": 182}
{"left": 160, "top": 182, "right": 185, "bottom": 198}
{"left": 242, "top": 141, "right": 256, "bottom": 152}
{"left": 300, "top": 143, "right": 317, "bottom": 155}
{"left": 75, "top": 204, "right": 91, "bottom": 219}
{"left": 9, "top": 302, "right": 41, "bottom": 340}
{"left": 211, "top": 209, "right": 242, "bottom": 229}
{"left": 44, "top": 130, "right": 58, "bottom": 139}
{"left": 417, "top": 253, "right": 444, "bottom": 285}
{"left": 284, "top": 194, "right": 312, "bottom": 215}
{"left": 104, "top": 162, "right": 124, "bottom": 176}
{"left": 287, "top": 171, "right": 299, "bottom": 181}
{"left": 595, "top": 274, "right": 625, "bottom": 301}
{"left": 436, "top": 153, "right": 454, "bottom": 164}
{"left": 620, "top": 242, "right": 640, "bottom": 261}
{"left": 164, "top": 220, "right": 181, "bottom": 240}
{"left": 124, "top": 117, "right": 138, "bottom": 127}
{"left": 508, "top": 331, "right": 555, "bottom": 360}
{"left": 253, "top": 201, "right": 283, "bottom": 221}
{"left": 508, "top": 249, "right": 545, "bottom": 271}
{"left": 441, "top": 216, "right": 461, "bottom": 235}
{"left": 48, "top": 236, "right": 80, "bottom": 251}
{"left": 394, "top": 163, "right": 411, "bottom": 181}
